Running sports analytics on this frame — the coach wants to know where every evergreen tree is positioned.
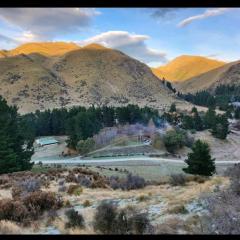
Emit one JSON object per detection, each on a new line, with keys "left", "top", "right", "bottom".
{"left": 204, "top": 107, "right": 216, "bottom": 129}
{"left": 0, "top": 96, "right": 33, "bottom": 174}
{"left": 182, "top": 115, "right": 194, "bottom": 130}
{"left": 169, "top": 103, "right": 177, "bottom": 113}
{"left": 192, "top": 108, "right": 203, "bottom": 131}
{"left": 212, "top": 114, "right": 229, "bottom": 139}
{"left": 183, "top": 140, "right": 215, "bottom": 176}
{"left": 234, "top": 107, "right": 240, "bottom": 119}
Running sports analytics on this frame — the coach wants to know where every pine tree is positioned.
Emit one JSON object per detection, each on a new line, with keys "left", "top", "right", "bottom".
{"left": 183, "top": 140, "right": 215, "bottom": 176}
{"left": 192, "top": 108, "right": 203, "bottom": 131}
{"left": 169, "top": 103, "right": 177, "bottom": 113}
{"left": 204, "top": 107, "right": 216, "bottom": 129}
{"left": 0, "top": 96, "right": 33, "bottom": 174}
{"left": 234, "top": 107, "right": 240, "bottom": 119}
{"left": 212, "top": 114, "right": 229, "bottom": 139}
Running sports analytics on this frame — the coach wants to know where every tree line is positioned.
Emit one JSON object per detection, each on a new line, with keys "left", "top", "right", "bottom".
{"left": 21, "top": 104, "right": 161, "bottom": 149}
{"left": 165, "top": 104, "right": 229, "bottom": 140}
{"left": 178, "top": 84, "right": 240, "bottom": 113}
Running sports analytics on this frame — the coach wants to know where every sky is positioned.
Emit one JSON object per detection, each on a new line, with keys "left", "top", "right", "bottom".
{"left": 0, "top": 8, "right": 239, "bottom": 67}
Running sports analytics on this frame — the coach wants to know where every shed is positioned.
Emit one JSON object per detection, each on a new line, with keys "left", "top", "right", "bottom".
{"left": 36, "top": 137, "right": 59, "bottom": 147}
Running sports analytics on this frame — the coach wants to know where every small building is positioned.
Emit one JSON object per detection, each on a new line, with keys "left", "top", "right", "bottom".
{"left": 36, "top": 137, "right": 59, "bottom": 147}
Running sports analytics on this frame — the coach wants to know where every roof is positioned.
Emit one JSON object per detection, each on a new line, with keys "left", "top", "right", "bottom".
{"left": 36, "top": 137, "right": 59, "bottom": 146}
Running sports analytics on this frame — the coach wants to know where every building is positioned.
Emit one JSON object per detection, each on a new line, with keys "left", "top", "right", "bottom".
{"left": 35, "top": 137, "right": 59, "bottom": 147}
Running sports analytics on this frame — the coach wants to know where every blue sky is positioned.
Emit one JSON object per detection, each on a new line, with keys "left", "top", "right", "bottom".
{"left": 0, "top": 8, "right": 239, "bottom": 67}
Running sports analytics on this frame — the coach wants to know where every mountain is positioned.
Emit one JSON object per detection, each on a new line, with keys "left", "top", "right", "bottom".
{"left": 152, "top": 55, "right": 226, "bottom": 82}
{"left": 0, "top": 42, "right": 81, "bottom": 57}
{"left": 177, "top": 60, "right": 240, "bottom": 93}
{"left": 0, "top": 43, "right": 177, "bottom": 114}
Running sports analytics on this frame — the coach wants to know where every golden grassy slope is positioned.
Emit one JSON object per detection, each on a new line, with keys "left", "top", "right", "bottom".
{"left": 177, "top": 60, "right": 240, "bottom": 93}
{"left": 0, "top": 45, "right": 177, "bottom": 113}
{"left": 0, "top": 50, "right": 8, "bottom": 58}
{"left": 152, "top": 55, "right": 226, "bottom": 82}
{"left": 5, "top": 42, "right": 81, "bottom": 57}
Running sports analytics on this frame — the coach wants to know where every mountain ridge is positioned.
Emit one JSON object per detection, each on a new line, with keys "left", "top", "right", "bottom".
{"left": 0, "top": 42, "right": 178, "bottom": 114}
{"left": 152, "top": 55, "right": 226, "bottom": 82}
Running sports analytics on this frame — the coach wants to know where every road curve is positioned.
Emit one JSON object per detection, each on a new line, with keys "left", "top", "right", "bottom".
{"left": 33, "top": 155, "right": 240, "bottom": 165}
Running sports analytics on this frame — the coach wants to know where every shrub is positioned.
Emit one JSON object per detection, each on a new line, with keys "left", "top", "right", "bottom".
{"left": 168, "top": 205, "right": 188, "bottom": 214}
{"left": 109, "top": 174, "right": 146, "bottom": 191}
{"left": 128, "top": 213, "right": 151, "bottom": 234}
{"left": 83, "top": 200, "right": 91, "bottom": 207}
{"left": 152, "top": 134, "right": 164, "bottom": 150}
{"left": 23, "top": 191, "right": 63, "bottom": 217}
{"left": 64, "top": 200, "right": 71, "bottom": 208}
{"left": 67, "top": 185, "right": 83, "bottom": 196}
{"left": 186, "top": 175, "right": 207, "bottom": 184}
{"left": 169, "top": 174, "right": 186, "bottom": 186}
{"left": 77, "top": 175, "right": 92, "bottom": 187}
{"left": 47, "top": 209, "right": 58, "bottom": 221}
{"left": 203, "top": 190, "right": 240, "bottom": 234}
{"left": 58, "top": 185, "right": 67, "bottom": 192}
{"left": 66, "top": 173, "right": 77, "bottom": 183}
{"left": 163, "top": 129, "right": 185, "bottom": 153}
{"left": 58, "top": 179, "right": 65, "bottom": 186}
{"left": 93, "top": 201, "right": 117, "bottom": 234}
{"left": 0, "top": 220, "right": 23, "bottom": 234}
{"left": 76, "top": 138, "right": 95, "bottom": 155}
{"left": 123, "top": 174, "right": 146, "bottom": 190}
{"left": 137, "top": 195, "right": 148, "bottom": 202}
{"left": 12, "top": 178, "right": 41, "bottom": 199}
{"left": 65, "top": 209, "right": 85, "bottom": 229}
{"left": 0, "top": 199, "right": 29, "bottom": 223}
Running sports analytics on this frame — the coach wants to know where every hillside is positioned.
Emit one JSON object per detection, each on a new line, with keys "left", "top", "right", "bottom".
{"left": 152, "top": 55, "right": 226, "bottom": 82}
{"left": 1, "top": 42, "right": 81, "bottom": 57}
{"left": 0, "top": 44, "right": 177, "bottom": 113}
{"left": 178, "top": 60, "right": 240, "bottom": 93}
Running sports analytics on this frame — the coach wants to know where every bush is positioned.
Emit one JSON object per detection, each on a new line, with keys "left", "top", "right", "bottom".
{"left": 58, "top": 179, "right": 65, "bottom": 186}
{"left": 203, "top": 190, "right": 240, "bottom": 234}
{"left": 163, "top": 129, "right": 185, "bottom": 153}
{"left": 128, "top": 213, "right": 151, "bottom": 234}
{"left": 23, "top": 191, "right": 63, "bottom": 217}
{"left": 169, "top": 174, "right": 186, "bottom": 186}
{"left": 58, "top": 185, "right": 67, "bottom": 192}
{"left": 93, "top": 201, "right": 117, "bottom": 234}
{"left": 66, "top": 172, "right": 77, "bottom": 183}
{"left": 47, "top": 209, "right": 58, "bottom": 221}
{"left": 109, "top": 174, "right": 146, "bottom": 191}
{"left": 152, "top": 134, "right": 164, "bottom": 150}
{"left": 123, "top": 174, "right": 146, "bottom": 190}
{"left": 168, "top": 205, "right": 188, "bottom": 214}
{"left": 93, "top": 201, "right": 153, "bottom": 234}
{"left": 0, "top": 199, "right": 29, "bottom": 223}
{"left": 65, "top": 209, "right": 85, "bottom": 229}
{"left": 76, "top": 138, "right": 95, "bottom": 155}
{"left": 137, "top": 195, "right": 148, "bottom": 202}
{"left": 12, "top": 178, "right": 41, "bottom": 199}
{"left": 0, "top": 220, "right": 22, "bottom": 234}
{"left": 83, "top": 200, "right": 91, "bottom": 207}
{"left": 67, "top": 185, "right": 83, "bottom": 195}
{"left": 77, "top": 175, "right": 92, "bottom": 187}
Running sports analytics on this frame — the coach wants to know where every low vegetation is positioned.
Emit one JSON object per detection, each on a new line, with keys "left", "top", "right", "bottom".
{"left": 93, "top": 201, "right": 153, "bottom": 234}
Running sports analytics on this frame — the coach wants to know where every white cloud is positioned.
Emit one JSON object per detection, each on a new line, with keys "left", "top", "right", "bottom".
{"left": 178, "top": 8, "right": 232, "bottom": 27}
{"left": 0, "top": 8, "right": 100, "bottom": 40}
{"left": 79, "top": 31, "right": 168, "bottom": 64}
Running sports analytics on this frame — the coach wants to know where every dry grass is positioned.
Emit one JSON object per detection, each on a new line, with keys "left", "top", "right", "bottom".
{"left": 152, "top": 55, "right": 225, "bottom": 82}
{"left": 0, "top": 220, "right": 25, "bottom": 234}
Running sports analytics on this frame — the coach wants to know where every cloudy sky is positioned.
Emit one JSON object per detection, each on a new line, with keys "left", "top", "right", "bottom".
{"left": 0, "top": 8, "right": 239, "bottom": 67}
